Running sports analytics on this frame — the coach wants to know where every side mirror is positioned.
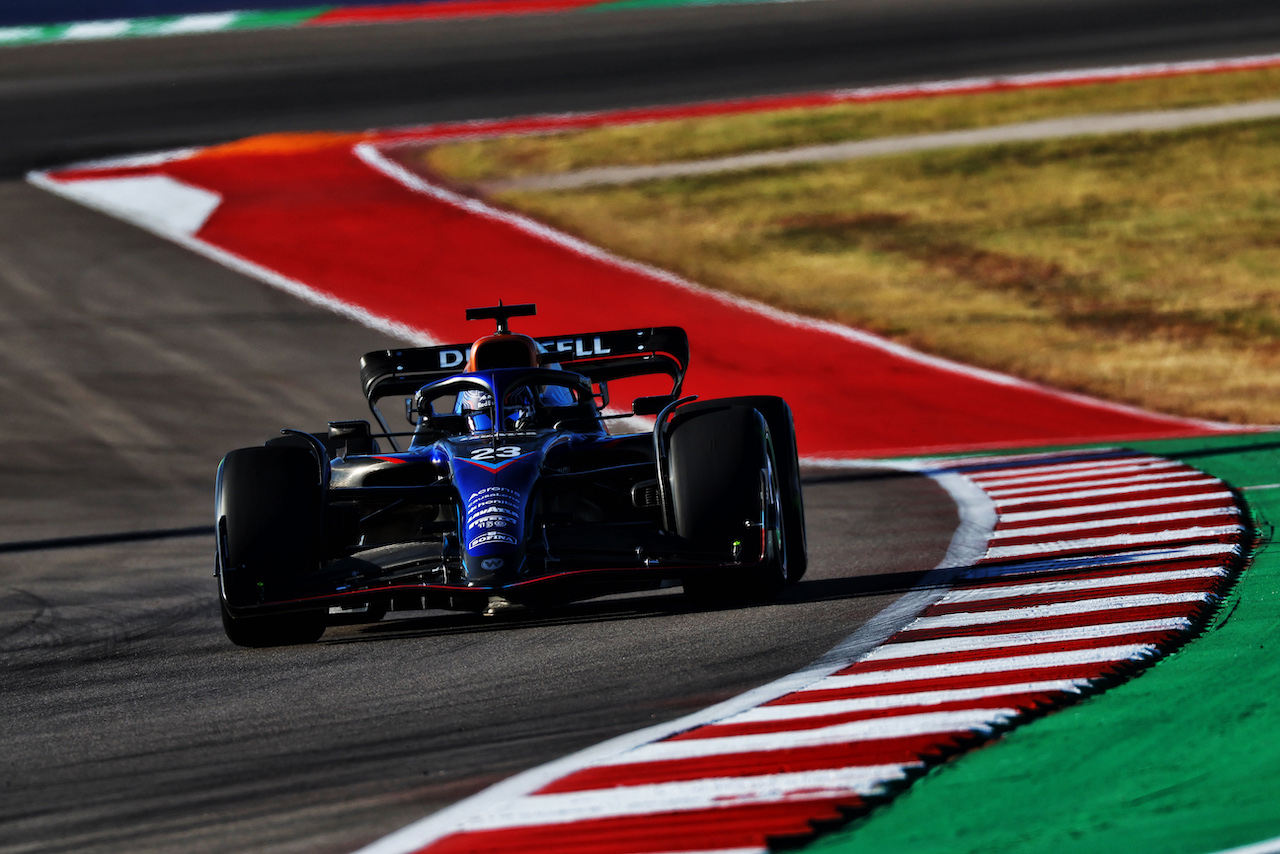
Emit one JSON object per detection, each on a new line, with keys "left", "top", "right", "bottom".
{"left": 328, "top": 420, "right": 375, "bottom": 457}
{"left": 632, "top": 395, "right": 677, "bottom": 417}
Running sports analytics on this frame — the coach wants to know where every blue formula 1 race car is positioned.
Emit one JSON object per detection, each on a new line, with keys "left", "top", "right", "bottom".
{"left": 214, "top": 303, "right": 806, "bottom": 646}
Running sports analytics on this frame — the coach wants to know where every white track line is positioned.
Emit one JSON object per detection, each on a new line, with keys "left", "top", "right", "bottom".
{"left": 802, "top": 645, "right": 1159, "bottom": 692}
{"left": 63, "top": 20, "right": 131, "bottom": 39}
{"left": 993, "top": 478, "right": 1223, "bottom": 507}
{"left": 967, "top": 542, "right": 1241, "bottom": 581}
{"left": 984, "top": 470, "right": 1217, "bottom": 497}
{"left": 998, "top": 491, "right": 1237, "bottom": 522}
{"left": 911, "top": 593, "right": 1213, "bottom": 629}
{"left": 867, "top": 619, "right": 1193, "bottom": 660}
{"left": 724, "top": 681, "right": 1092, "bottom": 723}
{"left": 972, "top": 460, "right": 1183, "bottom": 487}
{"left": 989, "top": 507, "right": 1239, "bottom": 540}
{"left": 959, "top": 453, "right": 1154, "bottom": 476}
{"left": 26, "top": 171, "right": 435, "bottom": 347}
{"left": 595, "top": 710, "right": 1014, "bottom": 764}
{"left": 452, "top": 767, "right": 910, "bottom": 831}
{"left": 943, "top": 568, "right": 1228, "bottom": 602}
{"left": 984, "top": 525, "right": 1243, "bottom": 559}
{"left": 936, "top": 448, "right": 1130, "bottom": 466}
{"left": 1213, "top": 834, "right": 1280, "bottom": 854}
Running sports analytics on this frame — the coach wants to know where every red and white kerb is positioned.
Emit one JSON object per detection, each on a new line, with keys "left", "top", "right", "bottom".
{"left": 358, "top": 448, "right": 1246, "bottom": 854}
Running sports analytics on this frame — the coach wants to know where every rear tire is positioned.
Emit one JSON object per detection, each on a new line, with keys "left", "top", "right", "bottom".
{"left": 215, "top": 446, "right": 326, "bottom": 646}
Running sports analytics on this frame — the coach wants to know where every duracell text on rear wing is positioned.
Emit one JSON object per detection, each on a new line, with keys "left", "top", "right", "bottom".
{"left": 360, "top": 327, "right": 690, "bottom": 405}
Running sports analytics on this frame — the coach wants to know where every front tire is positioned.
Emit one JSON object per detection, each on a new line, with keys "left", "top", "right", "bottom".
{"left": 703, "top": 396, "right": 807, "bottom": 582}
{"left": 220, "top": 600, "right": 325, "bottom": 648}
{"left": 215, "top": 446, "right": 326, "bottom": 646}
{"left": 667, "top": 402, "right": 787, "bottom": 605}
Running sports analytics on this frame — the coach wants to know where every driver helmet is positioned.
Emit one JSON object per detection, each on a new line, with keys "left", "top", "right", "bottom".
{"left": 456, "top": 389, "right": 494, "bottom": 432}
{"left": 465, "top": 333, "right": 574, "bottom": 409}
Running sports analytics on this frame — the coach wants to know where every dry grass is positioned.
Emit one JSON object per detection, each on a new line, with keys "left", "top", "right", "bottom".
{"left": 414, "top": 71, "right": 1280, "bottom": 424}
{"left": 420, "top": 67, "right": 1280, "bottom": 182}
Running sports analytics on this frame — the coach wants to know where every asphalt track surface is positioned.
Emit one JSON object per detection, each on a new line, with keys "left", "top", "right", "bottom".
{"left": 5, "top": 1, "right": 1280, "bottom": 852}
{"left": 7, "top": 0, "right": 1280, "bottom": 176}
{"left": 0, "top": 181, "right": 961, "bottom": 852}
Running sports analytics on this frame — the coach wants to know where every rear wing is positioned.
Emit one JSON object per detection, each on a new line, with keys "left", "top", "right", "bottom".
{"left": 360, "top": 326, "right": 690, "bottom": 405}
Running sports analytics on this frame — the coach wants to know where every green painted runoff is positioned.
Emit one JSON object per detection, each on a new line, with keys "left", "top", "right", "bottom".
{"left": 803, "top": 430, "right": 1280, "bottom": 854}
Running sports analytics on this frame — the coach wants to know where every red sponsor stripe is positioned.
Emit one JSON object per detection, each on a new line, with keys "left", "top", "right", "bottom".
{"left": 419, "top": 798, "right": 859, "bottom": 854}
{"left": 665, "top": 692, "right": 1068, "bottom": 740}
{"left": 535, "top": 735, "right": 959, "bottom": 794}
{"left": 889, "top": 602, "right": 1217, "bottom": 642}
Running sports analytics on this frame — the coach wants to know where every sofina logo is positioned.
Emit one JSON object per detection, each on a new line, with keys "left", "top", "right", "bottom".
{"left": 469, "top": 531, "right": 517, "bottom": 549}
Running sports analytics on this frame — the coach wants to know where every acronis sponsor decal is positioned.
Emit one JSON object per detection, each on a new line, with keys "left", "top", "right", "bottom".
{"left": 458, "top": 477, "right": 531, "bottom": 548}
{"left": 465, "top": 486, "right": 521, "bottom": 545}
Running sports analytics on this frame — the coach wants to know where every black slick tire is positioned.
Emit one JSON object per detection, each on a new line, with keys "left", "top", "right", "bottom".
{"left": 666, "top": 402, "right": 787, "bottom": 606}
{"left": 677, "top": 396, "right": 807, "bottom": 582}
{"left": 215, "top": 445, "right": 326, "bottom": 647}
{"left": 220, "top": 599, "right": 325, "bottom": 648}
